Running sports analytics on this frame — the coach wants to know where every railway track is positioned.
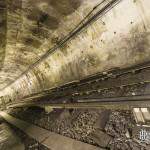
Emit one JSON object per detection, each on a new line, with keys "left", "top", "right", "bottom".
{"left": 0, "top": 111, "right": 102, "bottom": 150}
{"left": 6, "top": 94, "right": 150, "bottom": 110}
{"left": 6, "top": 61, "right": 150, "bottom": 109}
{"left": 24, "top": 61, "right": 150, "bottom": 96}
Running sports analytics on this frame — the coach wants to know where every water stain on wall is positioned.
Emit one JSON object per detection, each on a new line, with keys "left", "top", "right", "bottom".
{"left": 0, "top": 0, "right": 7, "bottom": 69}
{"left": 30, "top": 27, "right": 49, "bottom": 39}
{"left": 126, "top": 26, "right": 150, "bottom": 59}
{"left": 22, "top": 37, "right": 42, "bottom": 49}
{"left": 50, "top": 0, "right": 82, "bottom": 15}
{"left": 38, "top": 13, "right": 59, "bottom": 29}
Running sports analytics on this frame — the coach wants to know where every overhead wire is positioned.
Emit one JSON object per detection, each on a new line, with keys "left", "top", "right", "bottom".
{"left": 1, "top": 0, "right": 123, "bottom": 91}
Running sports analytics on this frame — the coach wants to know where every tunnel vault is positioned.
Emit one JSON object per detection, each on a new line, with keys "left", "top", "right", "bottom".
{"left": 0, "top": 0, "right": 150, "bottom": 106}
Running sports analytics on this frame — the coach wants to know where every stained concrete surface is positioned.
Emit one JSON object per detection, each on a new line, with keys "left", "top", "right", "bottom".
{"left": 0, "top": 0, "right": 150, "bottom": 103}
{"left": 0, "top": 0, "right": 7, "bottom": 69}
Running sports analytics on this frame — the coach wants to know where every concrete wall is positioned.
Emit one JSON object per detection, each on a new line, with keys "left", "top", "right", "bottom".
{"left": 1, "top": 0, "right": 150, "bottom": 102}
{"left": 0, "top": 0, "right": 7, "bottom": 68}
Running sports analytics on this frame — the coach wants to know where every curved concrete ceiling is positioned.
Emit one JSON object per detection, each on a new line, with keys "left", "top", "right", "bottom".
{"left": 0, "top": 0, "right": 150, "bottom": 102}
{"left": 0, "top": 0, "right": 86, "bottom": 88}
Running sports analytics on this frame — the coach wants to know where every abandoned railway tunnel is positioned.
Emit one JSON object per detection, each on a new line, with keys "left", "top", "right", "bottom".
{"left": 0, "top": 0, "right": 150, "bottom": 149}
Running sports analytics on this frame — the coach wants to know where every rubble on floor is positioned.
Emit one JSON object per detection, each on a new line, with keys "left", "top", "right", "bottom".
{"left": 7, "top": 108, "right": 150, "bottom": 149}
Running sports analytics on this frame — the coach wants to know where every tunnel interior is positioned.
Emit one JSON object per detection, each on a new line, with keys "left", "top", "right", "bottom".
{"left": 0, "top": 0, "right": 150, "bottom": 149}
